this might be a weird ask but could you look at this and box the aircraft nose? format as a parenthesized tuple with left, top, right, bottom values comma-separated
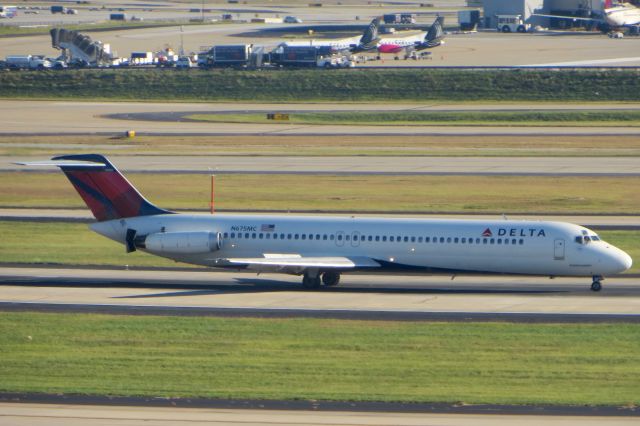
(608, 248, 633, 273)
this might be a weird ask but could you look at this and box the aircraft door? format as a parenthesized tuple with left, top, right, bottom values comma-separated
(351, 231, 361, 247)
(554, 239, 565, 260)
(335, 231, 345, 247)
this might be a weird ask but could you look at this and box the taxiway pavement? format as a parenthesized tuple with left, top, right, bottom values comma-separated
(1, 403, 638, 426)
(3, 100, 640, 136)
(1, 267, 638, 321)
(5, 154, 640, 176)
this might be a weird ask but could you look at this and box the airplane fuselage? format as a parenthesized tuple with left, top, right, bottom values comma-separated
(92, 214, 631, 278)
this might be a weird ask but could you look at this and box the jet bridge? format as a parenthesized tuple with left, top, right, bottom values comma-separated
(50, 28, 114, 67)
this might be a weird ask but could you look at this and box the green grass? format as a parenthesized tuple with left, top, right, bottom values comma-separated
(2, 172, 640, 214)
(0, 312, 638, 405)
(2, 69, 640, 102)
(0, 221, 181, 268)
(188, 110, 640, 127)
(0, 221, 637, 273)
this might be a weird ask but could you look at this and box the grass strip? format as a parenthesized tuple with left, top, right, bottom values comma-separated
(2, 172, 640, 214)
(3, 134, 640, 157)
(2, 69, 640, 102)
(188, 110, 640, 126)
(0, 312, 638, 405)
(0, 221, 637, 273)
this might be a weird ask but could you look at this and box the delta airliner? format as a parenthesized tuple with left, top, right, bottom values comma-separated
(20, 155, 632, 291)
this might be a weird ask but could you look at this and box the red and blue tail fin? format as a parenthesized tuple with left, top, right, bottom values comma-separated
(52, 154, 172, 222)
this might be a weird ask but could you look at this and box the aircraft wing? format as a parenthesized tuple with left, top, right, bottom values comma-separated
(222, 255, 380, 272)
(530, 12, 599, 22)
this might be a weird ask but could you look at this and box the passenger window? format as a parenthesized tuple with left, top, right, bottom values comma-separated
(512, 239, 516, 245)
(302, 234, 306, 240)
(504, 239, 509, 245)
(323, 235, 328, 241)
(461, 238, 466, 243)
(375, 236, 380, 242)
(223, 232, 229, 238)
(245, 233, 250, 239)
(346, 235, 350, 241)
(446, 237, 451, 243)
(497, 239, 501, 244)
(483, 239, 488, 244)
(230, 232, 235, 238)
(519, 239, 524, 245)
(425, 237, 430, 243)
(382, 236, 387, 242)
(330, 234, 335, 240)
(266, 233, 271, 239)
(390, 236, 395, 242)
(368, 236, 373, 242)
(259, 233, 263, 239)
(252, 233, 257, 239)
(454, 238, 459, 243)
(316, 234, 321, 240)
(295, 234, 299, 239)
(337, 234, 342, 241)
(237, 233, 242, 239)
(411, 237, 415, 243)
(404, 236, 409, 242)
(440, 237, 445, 243)
(272, 234, 277, 239)
(287, 234, 292, 240)
(418, 237, 423, 243)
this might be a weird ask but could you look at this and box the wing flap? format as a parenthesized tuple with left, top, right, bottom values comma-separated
(225, 256, 380, 269)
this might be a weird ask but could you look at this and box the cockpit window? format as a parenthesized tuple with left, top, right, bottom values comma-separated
(575, 236, 583, 244)
(591, 235, 600, 241)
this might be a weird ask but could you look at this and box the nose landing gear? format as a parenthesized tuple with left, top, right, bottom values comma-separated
(591, 275, 603, 292)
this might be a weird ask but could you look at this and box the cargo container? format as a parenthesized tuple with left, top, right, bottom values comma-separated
(110, 13, 126, 20)
(50, 5, 67, 13)
(211, 44, 251, 66)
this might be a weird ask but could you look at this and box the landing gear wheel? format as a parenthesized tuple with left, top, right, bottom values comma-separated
(322, 271, 341, 287)
(302, 275, 321, 289)
(591, 281, 602, 292)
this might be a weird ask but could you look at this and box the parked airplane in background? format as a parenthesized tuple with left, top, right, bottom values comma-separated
(19, 155, 632, 291)
(376, 16, 445, 54)
(283, 17, 381, 52)
(532, 1, 640, 32)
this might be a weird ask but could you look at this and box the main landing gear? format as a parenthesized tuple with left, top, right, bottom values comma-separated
(301, 271, 341, 289)
(591, 275, 603, 292)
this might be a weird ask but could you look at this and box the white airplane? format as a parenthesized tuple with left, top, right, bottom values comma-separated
(0, 5, 17, 18)
(532, 1, 640, 31)
(376, 16, 445, 54)
(282, 17, 382, 52)
(19, 154, 632, 291)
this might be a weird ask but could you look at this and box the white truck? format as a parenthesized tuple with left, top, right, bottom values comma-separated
(496, 15, 530, 33)
(5, 55, 51, 70)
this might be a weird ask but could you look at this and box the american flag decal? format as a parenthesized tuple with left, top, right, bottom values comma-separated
(261, 224, 275, 232)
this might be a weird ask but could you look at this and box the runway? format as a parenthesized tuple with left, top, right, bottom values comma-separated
(6, 155, 640, 176)
(2, 402, 638, 426)
(1, 267, 638, 322)
(2, 100, 640, 136)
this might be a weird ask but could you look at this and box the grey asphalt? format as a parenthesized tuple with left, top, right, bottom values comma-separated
(1, 267, 638, 322)
(3, 100, 640, 136)
(6, 155, 640, 176)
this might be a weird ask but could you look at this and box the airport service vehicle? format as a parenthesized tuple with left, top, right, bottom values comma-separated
(284, 16, 302, 23)
(175, 56, 194, 69)
(50, 5, 67, 14)
(374, 16, 445, 54)
(19, 155, 632, 292)
(0, 5, 17, 18)
(496, 15, 530, 33)
(210, 45, 251, 67)
(5, 55, 51, 70)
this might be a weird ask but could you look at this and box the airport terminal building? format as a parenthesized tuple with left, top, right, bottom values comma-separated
(483, 0, 605, 28)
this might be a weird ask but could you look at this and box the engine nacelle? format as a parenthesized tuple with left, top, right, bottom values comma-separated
(140, 231, 222, 254)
